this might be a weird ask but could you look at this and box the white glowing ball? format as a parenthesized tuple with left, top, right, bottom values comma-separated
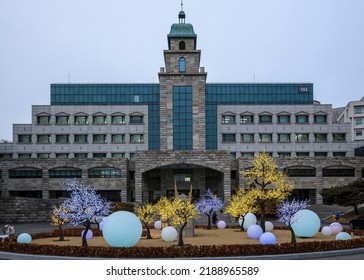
(17, 233, 32, 244)
(336, 232, 352, 241)
(217, 220, 226, 229)
(161, 226, 178, 242)
(81, 229, 93, 239)
(239, 213, 257, 230)
(154, 220, 162, 230)
(102, 211, 143, 247)
(321, 226, 333, 236)
(265, 221, 274, 232)
(330, 222, 343, 234)
(291, 209, 321, 238)
(259, 232, 277, 245)
(247, 224, 263, 239)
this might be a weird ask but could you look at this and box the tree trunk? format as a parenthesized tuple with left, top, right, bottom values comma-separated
(143, 222, 152, 239)
(58, 224, 65, 241)
(82, 220, 90, 247)
(260, 202, 266, 232)
(289, 224, 296, 243)
(240, 215, 245, 232)
(178, 223, 187, 246)
(207, 213, 212, 229)
(354, 204, 359, 215)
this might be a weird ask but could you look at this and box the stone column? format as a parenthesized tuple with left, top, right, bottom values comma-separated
(355, 167, 362, 180)
(223, 167, 231, 203)
(0, 169, 9, 198)
(42, 169, 49, 199)
(135, 169, 143, 203)
(315, 166, 323, 205)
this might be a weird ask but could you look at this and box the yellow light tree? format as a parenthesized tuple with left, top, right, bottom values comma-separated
(224, 187, 259, 231)
(50, 205, 68, 241)
(242, 152, 293, 232)
(136, 203, 157, 239)
(155, 196, 175, 226)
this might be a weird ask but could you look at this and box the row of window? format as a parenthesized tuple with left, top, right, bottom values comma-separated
(7, 168, 122, 179)
(222, 133, 346, 143)
(36, 114, 144, 125)
(285, 167, 355, 177)
(231, 151, 347, 159)
(7, 152, 136, 159)
(222, 114, 327, 125)
(18, 134, 144, 144)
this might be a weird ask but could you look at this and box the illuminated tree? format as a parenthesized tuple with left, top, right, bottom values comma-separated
(155, 196, 175, 226)
(242, 152, 293, 232)
(224, 187, 258, 231)
(61, 179, 112, 247)
(195, 189, 224, 229)
(277, 198, 310, 243)
(136, 203, 157, 239)
(50, 205, 68, 241)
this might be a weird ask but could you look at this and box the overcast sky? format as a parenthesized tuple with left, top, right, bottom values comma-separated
(1, 0, 364, 140)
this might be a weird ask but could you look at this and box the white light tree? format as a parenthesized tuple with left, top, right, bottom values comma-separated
(61, 179, 112, 247)
(195, 189, 224, 229)
(277, 198, 310, 243)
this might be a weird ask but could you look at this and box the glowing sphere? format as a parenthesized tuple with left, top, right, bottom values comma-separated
(265, 221, 274, 232)
(247, 224, 263, 239)
(291, 209, 321, 238)
(154, 220, 162, 230)
(336, 232, 352, 241)
(217, 220, 226, 229)
(102, 211, 143, 247)
(161, 226, 178, 242)
(99, 217, 108, 231)
(330, 222, 343, 234)
(321, 226, 333, 236)
(239, 213, 257, 230)
(81, 229, 93, 239)
(17, 233, 32, 244)
(259, 232, 277, 245)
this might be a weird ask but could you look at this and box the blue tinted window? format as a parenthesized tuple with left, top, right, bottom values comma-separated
(173, 86, 192, 150)
(179, 58, 186, 73)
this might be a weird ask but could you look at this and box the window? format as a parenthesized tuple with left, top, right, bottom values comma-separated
(9, 169, 42, 179)
(55, 153, 68, 159)
(277, 115, 290, 124)
(259, 115, 272, 123)
(179, 57, 186, 73)
(356, 130, 363, 137)
(37, 153, 50, 159)
(230, 152, 236, 159)
(112, 153, 125, 158)
(55, 134, 69, 144)
(222, 134, 236, 142)
(133, 95, 140, 103)
(314, 152, 328, 157)
(323, 167, 355, 177)
(112, 134, 125, 143)
(355, 118, 363, 125)
(354, 106, 364, 114)
(93, 134, 107, 143)
(174, 173, 193, 182)
(296, 115, 309, 124)
(111, 115, 125, 124)
(18, 153, 31, 159)
(49, 169, 81, 178)
(296, 133, 309, 142)
(314, 115, 327, 123)
(37, 134, 51, 144)
(93, 153, 107, 158)
(130, 134, 144, 143)
(314, 133, 327, 142)
(130, 115, 144, 124)
(130, 153, 135, 160)
(241, 134, 254, 142)
(37, 116, 51, 125)
(296, 152, 310, 157)
(88, 168, 121, 178)
(333, 133, 346, 142)
(56, 116, 69, 125)
(286, 168, 316, 177)
(74, 115, 88, 125)
(240, 115, 254, 124)
(278, 152, 291, 158)
(18, 134, 32, 144)
(179, 41, 186, 50)
(93, 116, 106, 125)
(278, 134, 290, 142)
(241, 152, 254, 158)
(333, 152, 346, 157)
(259, 134, 272, 142)
(0, 154, 12, 159)
(222, 115, 235, 124)
(74, 134, 88, 143)
(74, 153, 88, 159)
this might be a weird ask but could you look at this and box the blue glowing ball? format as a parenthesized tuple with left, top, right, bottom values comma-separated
(291, 209, 321, 238)
(336, 232, 352, 241)
(239, 213, 257, 230)
(161, 226, 178, 242)
(247, 224, 263, 239)
(259, 232, 277, 245)
(154, 220, 162, 230)
(81, 229, 93, 239)
(102, 211, 142, 247)
(17, 233, 32, 244)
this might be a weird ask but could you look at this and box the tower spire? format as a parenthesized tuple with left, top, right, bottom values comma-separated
(179, 0, 186, 23)
(181, 0, 184, 11)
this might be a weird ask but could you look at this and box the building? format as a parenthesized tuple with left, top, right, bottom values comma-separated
(1, 7, 364, 209)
